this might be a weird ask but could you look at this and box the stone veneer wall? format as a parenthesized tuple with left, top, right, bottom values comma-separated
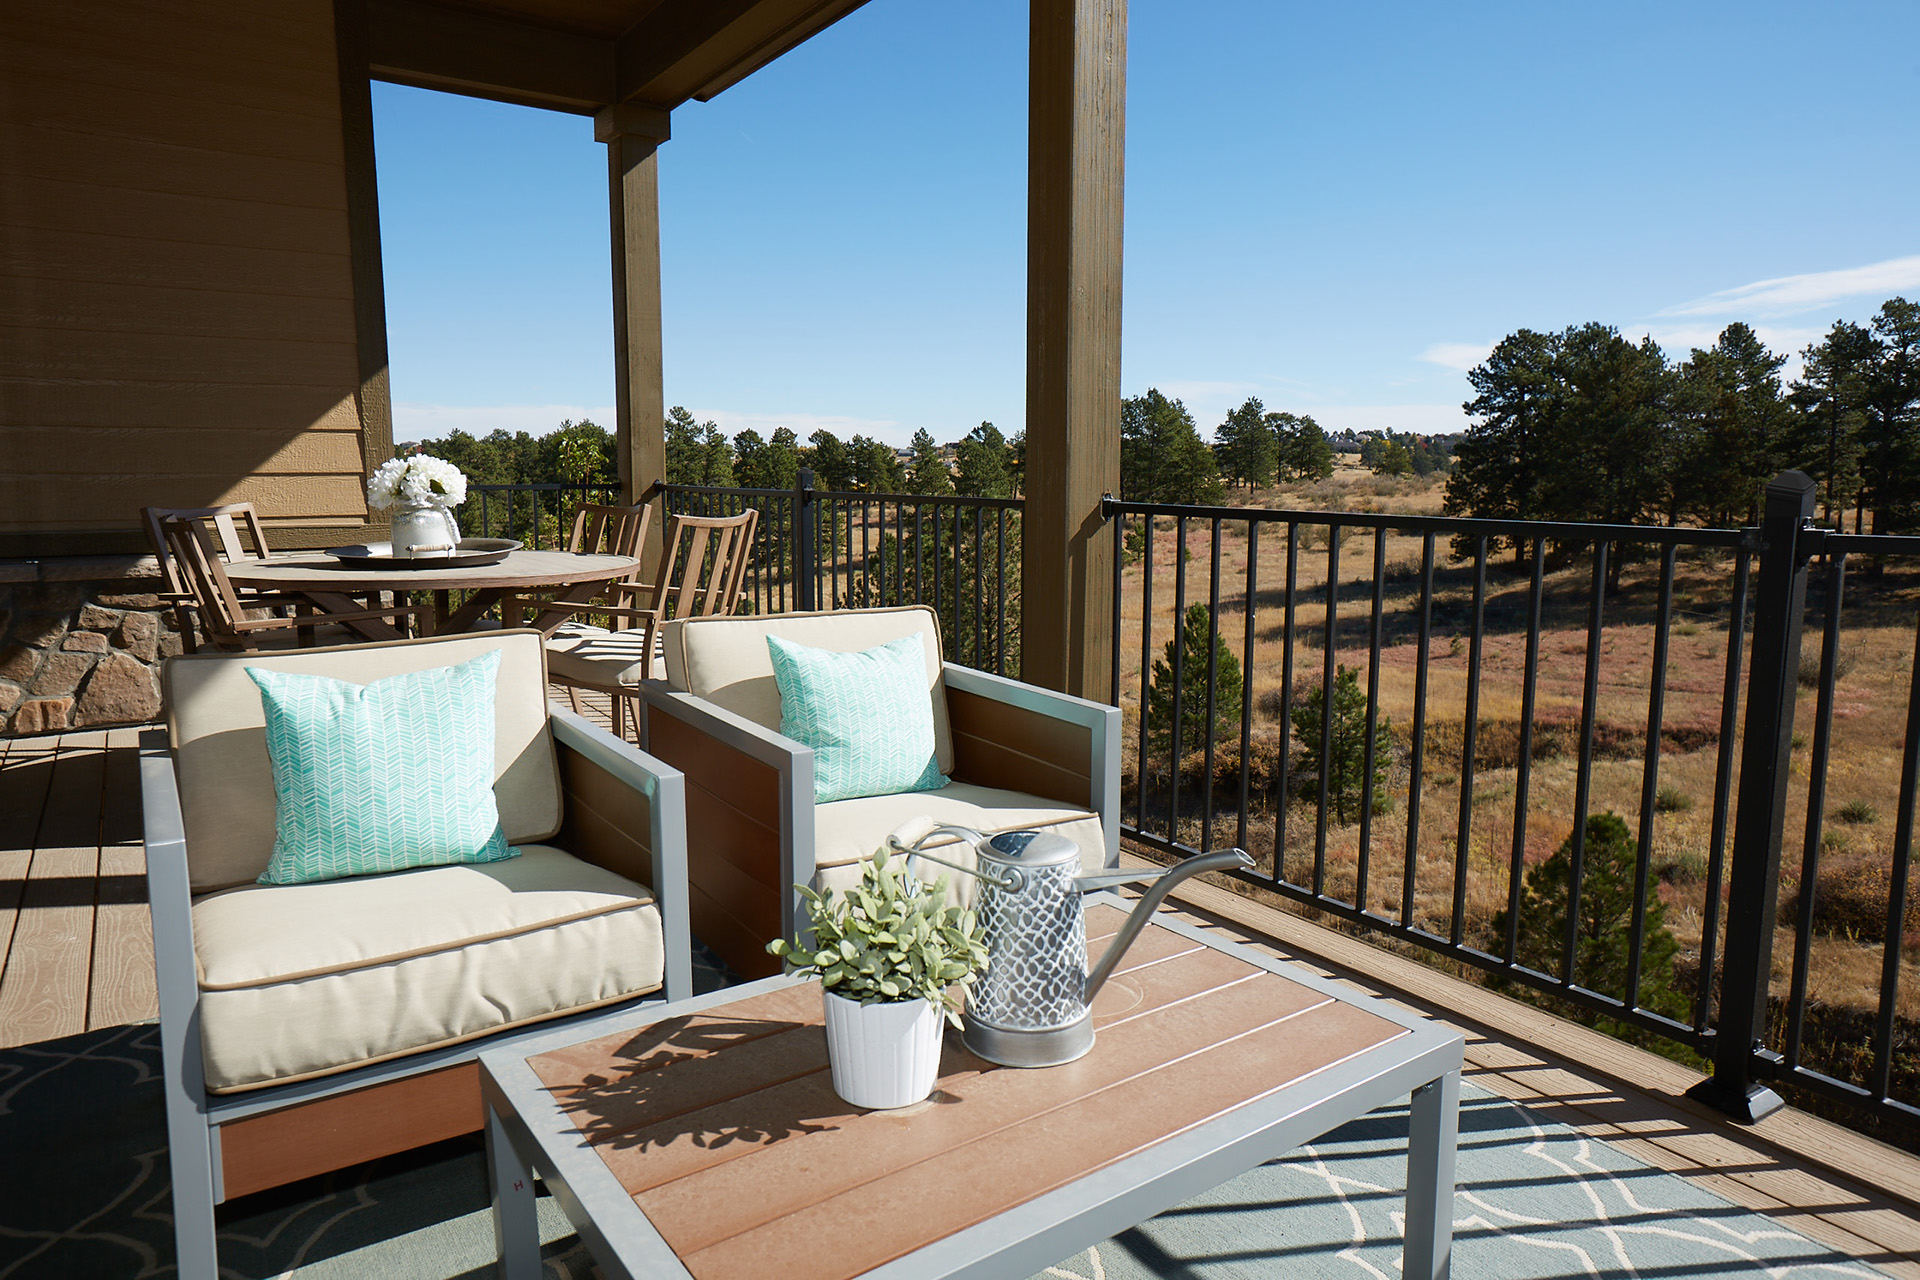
(0, 557, 181, 737)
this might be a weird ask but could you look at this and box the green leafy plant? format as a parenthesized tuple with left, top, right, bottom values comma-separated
(1654, 785, 1692, 814)
(767, 850, 989, 1025)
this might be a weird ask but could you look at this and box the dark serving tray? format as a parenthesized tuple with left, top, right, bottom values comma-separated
(324, 537, 523, 568)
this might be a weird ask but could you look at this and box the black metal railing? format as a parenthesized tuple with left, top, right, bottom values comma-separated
(1104, 495, 1752, 1053)
(466, 483, 621, 549)
(1104, 475, 1920, 1136)
(468, 470, 1920, 1133)
(660, 471, 1022, 678)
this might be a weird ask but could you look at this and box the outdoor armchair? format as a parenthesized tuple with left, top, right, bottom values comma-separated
(641, 605, 1119, 979)
(141, 630, 692, 1278)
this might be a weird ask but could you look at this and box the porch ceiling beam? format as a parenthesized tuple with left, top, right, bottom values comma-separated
(614, 0, 872, 106)
(366, 0, 615, 115)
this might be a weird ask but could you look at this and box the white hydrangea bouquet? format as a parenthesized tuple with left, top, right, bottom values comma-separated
(366, 454, 468, 511)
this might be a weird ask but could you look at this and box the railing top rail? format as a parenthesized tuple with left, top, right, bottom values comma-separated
(659, 481, 1023, 510)
(1822, 531, 1920, 556)
(1101, 494, 1754, 548)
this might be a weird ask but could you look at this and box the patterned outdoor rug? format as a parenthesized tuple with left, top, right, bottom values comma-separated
(0, 1024, 1890, 1279)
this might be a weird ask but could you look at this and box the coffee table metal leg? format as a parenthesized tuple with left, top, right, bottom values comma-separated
(1403, 1069, 1459, 1280)
(487, 1101, 541, 1280)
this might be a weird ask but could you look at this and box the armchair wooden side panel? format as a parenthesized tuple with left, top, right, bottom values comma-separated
(644, 688, 813, 980)
(942, 665, 1121, 869)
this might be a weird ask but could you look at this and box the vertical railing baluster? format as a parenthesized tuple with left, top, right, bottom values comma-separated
(1357, 526, 1387, 914)
(1563, 540, 1610, 987)
(1314, 523, 1339, 897)
(1786, 554, 1846, 1071)
(1110, 509, 1124, 707)
(1237, 521, 1259, 853)
(1403, 532, 1435, 929)
(1505, 537, 1546, 964)
(1451, 536, 1487, 946)
(997, 507, 1008, 676)
(1625, 544, 1677, 1012)
(1137, 516, 1155, 832)
(1201, 518, 1222, 858)
(1273, 523, 1298, 887)
(974, 506, 985, 670)
(1170, 517, 1190, 845)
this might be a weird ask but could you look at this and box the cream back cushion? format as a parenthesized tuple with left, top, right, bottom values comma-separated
(166, 631, 562, 892)
(661, 606, 953, 774)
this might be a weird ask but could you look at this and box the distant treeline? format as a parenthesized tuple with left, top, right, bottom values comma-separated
(1445, 298, 1920, 539)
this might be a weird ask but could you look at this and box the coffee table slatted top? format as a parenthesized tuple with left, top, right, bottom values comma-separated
(524, 905, 1409, 1280)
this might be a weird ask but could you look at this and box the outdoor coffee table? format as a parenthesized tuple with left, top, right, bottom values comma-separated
(479, 899, 1464, 1280)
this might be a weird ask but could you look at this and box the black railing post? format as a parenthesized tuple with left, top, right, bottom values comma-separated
(1688, 470, 1817, 1122)
(795, 468, 818, 612)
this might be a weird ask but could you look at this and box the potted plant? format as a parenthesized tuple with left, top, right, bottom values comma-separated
(768, 850, 989, 1109)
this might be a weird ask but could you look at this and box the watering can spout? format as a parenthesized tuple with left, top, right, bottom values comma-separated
(1081, 849, 1255, 1004)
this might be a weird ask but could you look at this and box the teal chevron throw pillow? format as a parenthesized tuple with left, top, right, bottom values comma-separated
(246, 650, 516, 885)
(766, 632, 948, 804)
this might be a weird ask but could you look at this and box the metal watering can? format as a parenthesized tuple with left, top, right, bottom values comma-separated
(888, 826, 1254, 1068)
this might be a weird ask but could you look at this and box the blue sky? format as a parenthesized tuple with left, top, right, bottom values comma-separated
(374, 1, 1920, 448)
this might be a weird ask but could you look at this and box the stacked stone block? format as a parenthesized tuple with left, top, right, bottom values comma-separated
(0, 559, 182, 736)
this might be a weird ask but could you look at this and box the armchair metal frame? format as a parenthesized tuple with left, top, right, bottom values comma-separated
(644, 659, 1118, 979)
(142, 646, 692, 1278)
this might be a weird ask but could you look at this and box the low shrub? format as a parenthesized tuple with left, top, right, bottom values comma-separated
(1836, 800, 1878, 825)
(1654, 785, 1692, 814)
(1778, 851, 1920, 941)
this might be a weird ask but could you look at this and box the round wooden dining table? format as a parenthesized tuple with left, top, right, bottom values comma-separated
(226, 549, 640, 641)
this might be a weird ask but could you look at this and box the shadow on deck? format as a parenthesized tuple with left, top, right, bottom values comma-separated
(4, 694, 1919, 1275)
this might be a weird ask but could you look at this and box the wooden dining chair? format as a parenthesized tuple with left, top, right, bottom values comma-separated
(161, 516, 430, 652)
(539, 508, 761, 741)
(142, 503, 277, 653)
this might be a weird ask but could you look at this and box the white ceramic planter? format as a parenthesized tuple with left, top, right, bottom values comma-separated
(822, 989, 944, 1109)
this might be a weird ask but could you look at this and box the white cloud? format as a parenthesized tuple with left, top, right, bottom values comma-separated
(392, 402, 615, 442)
(1659, 254, 1920, 319)
(1417, 341, 1495, 372)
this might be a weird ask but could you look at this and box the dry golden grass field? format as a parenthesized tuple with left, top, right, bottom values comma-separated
(1111, 457, 1920, 1092)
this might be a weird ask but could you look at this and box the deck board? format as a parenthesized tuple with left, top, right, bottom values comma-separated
(0, 733, 58, 980)
(88, 727, 154, 1031)
(0, 732, 106, 1046)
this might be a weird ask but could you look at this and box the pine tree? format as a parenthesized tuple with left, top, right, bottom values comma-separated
(953, 421, 1013, 497)
(699, 422, 734, 486)
(1289, 665, 1390, 825)
(664, 406, 705, 485)
(807, 429, 854, 490)
(1489, 813, 1688, 1021)
(1787, 320, 1876, 525)
(1144, 603, 1242, 759)
(1271, 412, 1335, 481)
(906, 428, 953, 495)
(1121, 390, 1225, 505)
(1213, 397, 1278, 490)
(1861, 297, 1920, 535)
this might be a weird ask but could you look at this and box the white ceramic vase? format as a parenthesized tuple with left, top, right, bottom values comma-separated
(388, 503, 460, 559)
(822, 989, 944, 1110)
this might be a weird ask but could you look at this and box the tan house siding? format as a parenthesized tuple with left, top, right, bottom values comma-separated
(0, 0, 384, 556)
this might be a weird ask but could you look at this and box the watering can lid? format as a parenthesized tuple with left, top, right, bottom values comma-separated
(978, 829, 1081, 869)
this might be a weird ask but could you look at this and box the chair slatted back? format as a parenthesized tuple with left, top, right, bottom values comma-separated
(568, 502, 653, 589)
(160, 516, 260, 651)
(650, 509, 759, 624)
(142, 504, 273, 653)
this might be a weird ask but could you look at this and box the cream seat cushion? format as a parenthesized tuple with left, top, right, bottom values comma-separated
(544, 622, 665, 688)
(811, 781, 1104, 902)
(192, 845, 663, 1093)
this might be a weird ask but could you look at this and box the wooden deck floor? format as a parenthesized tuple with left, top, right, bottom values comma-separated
(5, 703, 1920, 1274)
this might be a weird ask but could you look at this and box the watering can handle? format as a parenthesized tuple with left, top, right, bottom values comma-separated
(885, 826, 1026, 892)
(1082, 848, 1255, 1004)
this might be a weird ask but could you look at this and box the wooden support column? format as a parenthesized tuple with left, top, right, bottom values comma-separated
(598, 104, 671, 557)
(1024, 0, 1124, 699)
